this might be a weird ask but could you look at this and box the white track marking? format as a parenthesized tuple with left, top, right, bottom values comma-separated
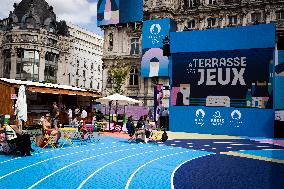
(125, 151, 189, 189)
(0, 144, 123, 180)
(0, 142, 107, 165)
(170, 154, 213, 189)
(28, 146, 151, 189)
(77, 147, 171, 189)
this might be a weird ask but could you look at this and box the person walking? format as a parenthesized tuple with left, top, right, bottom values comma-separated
(51, 102, 60, 129)
(68, 108, 73, 125)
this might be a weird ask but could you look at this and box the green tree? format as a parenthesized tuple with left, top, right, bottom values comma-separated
(108, 59, 131, 94)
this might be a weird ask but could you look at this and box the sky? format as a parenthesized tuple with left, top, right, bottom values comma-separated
(0, 0, 103, 36)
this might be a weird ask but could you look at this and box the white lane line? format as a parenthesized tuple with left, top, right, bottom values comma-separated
(28, 146, 150, 189)
(170, 154, 213, 189)
(125, 150, 189, 189)
(230, 144, 250, 146)
(0, 144, 123, 181)
(77, 147, 169, 189)
(0, 142, 107, 165)
(256, 146, 271, 148)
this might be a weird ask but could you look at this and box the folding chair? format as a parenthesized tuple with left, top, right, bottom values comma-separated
(148, 130, 162, 144)
(41, 130, 57, 149)
(4, 126, 21, 157)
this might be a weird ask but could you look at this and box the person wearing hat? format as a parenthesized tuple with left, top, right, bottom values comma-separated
(42, 113, 61, 147)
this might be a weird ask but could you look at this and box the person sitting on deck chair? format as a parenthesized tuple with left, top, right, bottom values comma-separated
(126, 116, 135, 140)
(42, 113, 61, 147)
(135, 116, 147, 143)
(6, 123, 33, 156)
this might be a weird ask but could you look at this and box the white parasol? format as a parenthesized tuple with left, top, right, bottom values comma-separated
(15, 85, 27, 123)
(96, 93, 142, 105)
(96, 93, 143, 130)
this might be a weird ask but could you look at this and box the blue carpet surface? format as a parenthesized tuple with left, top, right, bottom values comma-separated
(164, 139, 284, 153)
(173, 154, 284, 189)
(1, 137, 284, 189)
(0, 137, 211, 189)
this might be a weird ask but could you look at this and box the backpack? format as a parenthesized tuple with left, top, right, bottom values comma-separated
(161, 131, 168, 142)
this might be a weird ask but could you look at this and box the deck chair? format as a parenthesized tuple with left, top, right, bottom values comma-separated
(148, 130, 162, 144)
(41, 130, 57, 148)
(4, 126, 19, 156)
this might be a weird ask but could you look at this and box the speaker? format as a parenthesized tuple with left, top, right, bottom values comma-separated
(163, 43, 170, 56)
(278, 34, 284, 50)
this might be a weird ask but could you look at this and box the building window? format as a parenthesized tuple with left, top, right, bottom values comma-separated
(5, 35, 12, 43)
(107, 77, 112, 87)
(21, 34, 38, 42)
(47, 38, 57, 46)
(228, 16, 237, 25)
(44, 52, 58, 83)
(49, 22, 56, 33)
(108, 33, 113, 51)
(68, 73, 71, 85)
(16, 49, 39, 81)
(90, 81, 93, 89)
(188, 20, 196, 29)
(129, 68, 139, 86)
(25, 17, 36, 28)
(76, 79, 79, 86)
(207, 18, 216, 28)
(130, 38, 140, 55)
(276, 10, 284, 20)
(3, 50, 11, 78)
(83, 70, 86, 77)
(207, 0, 216, 5)
(224, 0, 237, 3)
(83, 79, 86, 88)
(184, 0, 196, 8)
(251, 12, 262, 23)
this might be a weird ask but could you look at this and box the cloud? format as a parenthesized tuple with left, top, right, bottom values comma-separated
(0, 0, 97, 24)
(48, 0, 97, 24)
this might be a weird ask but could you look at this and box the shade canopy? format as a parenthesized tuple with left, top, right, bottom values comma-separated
(96, 93, 142, 105)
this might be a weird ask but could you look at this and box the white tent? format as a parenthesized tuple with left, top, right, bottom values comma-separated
(96, 93, 142, 105)
(96, 93, 143, 131)
(15, 85, 27, 127)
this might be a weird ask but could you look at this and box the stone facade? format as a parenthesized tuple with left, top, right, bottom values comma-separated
(0, 0, 70, 84)
(66, 23, 103, 91)
(0, 0, 103, 92)
(101, 0, 284, 107)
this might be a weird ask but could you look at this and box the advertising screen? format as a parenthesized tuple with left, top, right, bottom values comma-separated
(97, 0, 143, 26)
(141, 18, 176, 77)
(171, 48, 274, 108)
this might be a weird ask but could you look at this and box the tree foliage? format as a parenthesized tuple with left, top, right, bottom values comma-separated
(107, 59, 131, 94)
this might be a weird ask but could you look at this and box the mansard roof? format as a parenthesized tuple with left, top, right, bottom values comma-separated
(13, 0, 56, 25)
